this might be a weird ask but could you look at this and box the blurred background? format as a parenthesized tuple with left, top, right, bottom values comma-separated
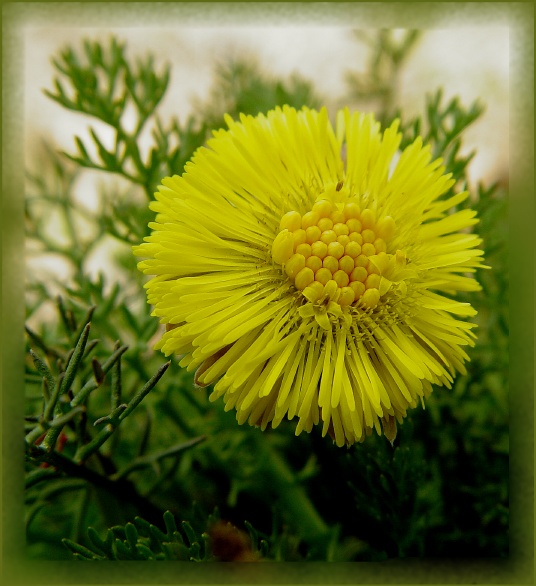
(25, 26, 508, 185)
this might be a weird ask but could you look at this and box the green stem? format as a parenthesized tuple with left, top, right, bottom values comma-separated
(73, 361, 170, 463)
(111, 340, 122, 410)
(111, 435, 206, 481)
(26, 450, 165, 528)
(70, 344, 128, 407)
(254, 435, 330, 544)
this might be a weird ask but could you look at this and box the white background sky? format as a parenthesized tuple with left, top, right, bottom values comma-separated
(24, 25, 509, 185)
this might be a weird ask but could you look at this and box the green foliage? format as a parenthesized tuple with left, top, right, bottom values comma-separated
(396, 88, 485, 189)
(62, 510, 216, 561)
(24, 32, 508, 562)
(25, 306, 208, 556)
(194, 57, 321, 129)
(345, 30, 421, 122)
(45, 37, 206, 199)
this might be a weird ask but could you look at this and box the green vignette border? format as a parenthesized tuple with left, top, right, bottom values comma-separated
(2, 1, 533, 584)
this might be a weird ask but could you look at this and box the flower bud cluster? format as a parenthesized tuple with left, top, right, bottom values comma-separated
(272, 197, 396, 309)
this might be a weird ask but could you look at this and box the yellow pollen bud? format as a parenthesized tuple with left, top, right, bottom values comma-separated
(324, 279, 339, 300)
(311, 240, 328, 259)
(285, 254, 306, 279)
(396, 249, 407, 266)
(333, 270, 350, 288)
(366, 260, 380, 275)
(362, 288, 380, 308)
(339, 255, 354, 274)
(362, 243, 376, 256)
(361, 208, 376, 229)
(279, 211, 302, 232)
(327, 241, 344, 260)
(362, 229, 376, 243)
(365, 273, 381, 290)
(323, 255, 339, 273)
(370, 251, 389, 273)
(333, 222, 349, 236)
(317, 217, 333, 232)
(315, 267, 332, 285)
(346, 218, 362, 233)
(296, 243, 312, 258)
(376, 216, 396, 240)
(320, 230, 337, 245)
(331, 210, 346, 224)
(350, 266, 368, 282)
(345, 241, 361, 258)
(349, 232, 363, 245)
(338, 286, 356, 307)
(374, 238, 386, 253)
(295, 267, 314, 290)
(272, 229, 294, 264)
(349, 281, 366, 298)
(302, 281, 325, 302)
(305, 225, 322, 244)
(343, 202, 360, 220)
(302, 211, 320, 230)
(312, 199, 333, 218)
(276, 202, 393, 311)
(306, 255, 322, 272)
(292, 229, 307, 248)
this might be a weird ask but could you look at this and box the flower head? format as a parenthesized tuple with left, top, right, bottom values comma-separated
(134, 106, 485, 446)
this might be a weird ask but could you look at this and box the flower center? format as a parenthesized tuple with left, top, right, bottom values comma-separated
(271, 196, 396, 309)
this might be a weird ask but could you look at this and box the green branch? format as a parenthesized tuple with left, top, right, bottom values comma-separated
(74, 360, 171, 463)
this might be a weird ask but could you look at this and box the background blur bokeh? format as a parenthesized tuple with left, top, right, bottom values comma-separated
(25, 26, 508, 184)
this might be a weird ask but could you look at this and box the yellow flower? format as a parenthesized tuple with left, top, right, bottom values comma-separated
(134, 106, 486, 447)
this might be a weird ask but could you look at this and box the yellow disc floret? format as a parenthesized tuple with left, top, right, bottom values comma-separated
(271, 229, 294, 264)
(270, 193, 397, 310)
(279, 210, 302, 232)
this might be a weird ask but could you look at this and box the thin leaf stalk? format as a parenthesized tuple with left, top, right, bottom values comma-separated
(73, 361, 170, 463)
